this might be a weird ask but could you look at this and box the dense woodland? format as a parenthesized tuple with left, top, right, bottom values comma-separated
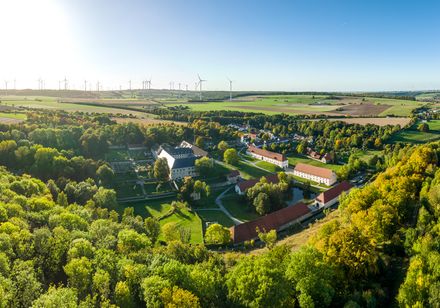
(0, 111, 438, 307)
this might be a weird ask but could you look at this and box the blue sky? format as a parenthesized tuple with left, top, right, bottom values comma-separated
(1, 0, 439, 91)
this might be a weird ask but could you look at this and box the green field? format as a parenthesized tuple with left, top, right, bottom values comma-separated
(222, 195, 260, 222)
(119, 197, 203, 244)
(390, 120, 440, 144)
(167, 95, 424, 117)
(222, 160, 271, 180)
(255, 161, 282, 172)
(287, 154, 342, 172)
(0, 112, 27, 119)
(0, 95, 155, 117)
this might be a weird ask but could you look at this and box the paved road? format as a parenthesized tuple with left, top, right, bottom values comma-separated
(215, 186, 244, 225)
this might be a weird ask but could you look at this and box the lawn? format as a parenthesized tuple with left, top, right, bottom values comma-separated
(390, 120, 440, 144)
(105, 149, 131, 162)
(222, 195, 260, 222)
(117, 197, 203, 244)
(157, 207, 203, 244)
(196, 210, 235, 228)
(114, 182, 143, 199)
(255, 161, 282, 172)
(350, 150, 383, 162)
(287, 154, 343, 172)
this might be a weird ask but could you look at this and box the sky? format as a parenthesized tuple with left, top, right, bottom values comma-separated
(0, 0, 439, 91)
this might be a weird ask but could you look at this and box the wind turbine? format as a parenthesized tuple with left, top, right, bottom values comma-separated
(227, 77, 233, 101)
(4, 80, 8, 96)
(197, 74, 206, 100)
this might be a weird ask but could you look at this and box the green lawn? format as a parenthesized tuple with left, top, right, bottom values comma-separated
(350, 150, 383, 162)
(118, 197, 203, 244)
(105, 149, 131, 162)
(157, 207, 203, 244)
(287, 154, 342, 172)
(222, 195, 260, 222)
(0, 112, 27, 119)
(196, 210, 235, 228)
(114, 182, 143, 199)
(390, 120, 440, 144)
(255, 161, 282, 172)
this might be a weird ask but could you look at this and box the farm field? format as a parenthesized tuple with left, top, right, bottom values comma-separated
(0, 95, 158, 118)
(314, 117, 412, 127)
(0, 112, 26, 124)
(390, 120, 440, 144)
(166, 95, 425, 117)
(112, 117, 186, 126)
(287, 154, 343, 172)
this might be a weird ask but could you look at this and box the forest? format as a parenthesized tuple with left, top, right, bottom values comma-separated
(0, 110, 438, 307)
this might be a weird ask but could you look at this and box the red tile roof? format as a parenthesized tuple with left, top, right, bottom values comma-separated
(236, 174, 280, 193)
(247, 145, 286, 162)
(316, 181, 353, 204)
(230, 202, 311, 243)
(294, 163, 335, 180)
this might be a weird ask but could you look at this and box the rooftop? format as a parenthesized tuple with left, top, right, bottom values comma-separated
(316, 181, 353, 204)
(294, 163, 335, 179)
(248, 145, 286, 162)
(230, 202, 311, 243)
(236, 174, 280, 192)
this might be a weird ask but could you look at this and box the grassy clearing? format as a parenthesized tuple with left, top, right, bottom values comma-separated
(196, 210, 235, 228)
(222, 195, 260, 222)
(255, 161, 282, 172)
(220, 160, 271, 180)
(0, 112, 27, 119)
(390, 120, 440, 144)
(350, 150, 383, 162)
(157, 207, 203, 244)
(287, 154, 342, 172)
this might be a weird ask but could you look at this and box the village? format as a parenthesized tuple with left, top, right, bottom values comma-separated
(105, 124, 362, 245)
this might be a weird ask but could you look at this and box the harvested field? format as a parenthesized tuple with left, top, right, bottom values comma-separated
(323, 117, 411, 127)
(0, 117, 24, 124)
(332, 103, 391, 116)
(234, 104, 339, 115)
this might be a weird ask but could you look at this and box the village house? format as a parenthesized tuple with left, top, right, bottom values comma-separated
(157, 145, 197, 180)
(230, 202, 312, 243)
(179, 140, 208, 158)
(246, 145, 289, 169)
(227, 170, 241, 184)
(235, 174, 280, 195)
(315, 181, 353, 208)
(293, 163, 337, 186)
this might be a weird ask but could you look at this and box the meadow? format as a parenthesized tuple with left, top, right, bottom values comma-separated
(287, 154, 343, 172)
(390, 120, 440, 144)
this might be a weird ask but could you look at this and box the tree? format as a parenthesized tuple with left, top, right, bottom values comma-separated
(160, 286, 201, 308)
(217, 140, 228, 153)
(195, 157, 214, 176)
(253, 192, 271, 215)
(205, 223, 231, 245)
(418, 122, 429, 132)
(162, 221, 191, 243)
(11, 260, 42, 307)
(114, 281, 136, 308)
(154, 158, 170, 182)
(93, 187, 118, 210)
(224, 148, 239, 165)
(141, 275, 171, 308)
(63, 257, 93, 298)
(144, 217, 161, 244)
(32, 286, 78, 308)
(195, 136, 205, 148)
(96, 164, 115, 187)
(257, 228, 277, 249)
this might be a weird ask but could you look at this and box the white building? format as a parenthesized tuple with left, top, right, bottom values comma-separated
(315, 181, 353, 208)
(157, 145, 197, 180)
(246, 145, 289, 169)
(293, 163, 337, 186)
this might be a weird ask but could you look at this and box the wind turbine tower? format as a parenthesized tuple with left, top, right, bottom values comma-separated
(197, 74, 206, 101)
(227, 77, 233, 101)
